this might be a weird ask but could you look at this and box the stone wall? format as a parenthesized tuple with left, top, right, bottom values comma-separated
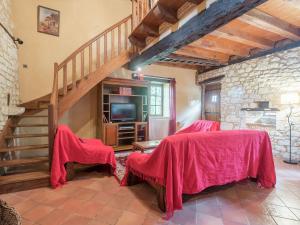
(0, 0, 19, 130)
(197, 47, 300, 159)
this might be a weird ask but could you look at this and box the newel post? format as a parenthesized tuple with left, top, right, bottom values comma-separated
(48, 63, 59, 170)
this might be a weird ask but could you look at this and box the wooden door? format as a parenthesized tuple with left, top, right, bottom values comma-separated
(104, 123, 118, 146)
(204, 83, 221, 122)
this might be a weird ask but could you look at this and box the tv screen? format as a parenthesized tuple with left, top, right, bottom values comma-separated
(111, 103, 137, 122)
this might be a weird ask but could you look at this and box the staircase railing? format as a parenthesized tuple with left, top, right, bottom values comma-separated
(48, 15, 133, 166)
(132, 0, 157, 30)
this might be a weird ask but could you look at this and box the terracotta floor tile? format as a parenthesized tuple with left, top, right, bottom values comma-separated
(14, 199, 37, 214)
(196, 213, 223, 225)
(22, 204, 54, 222)
(127, 199, 152, 216)
(0, 193, 25, 205)
(74, 200, 104, 218)
(94, 205, 123, 224)
(220, 206, 249, 225)
(1, 157, 300, 225)
(290, 208, 300, 220)
(266, 205, 298, 220)
(61, 214, 92, 225)
(59, 198, 86, 213)
(74, 187, 97, 201)
(37, 208, 73, 225)
(107, 195, 134, 210)
(93, 191, 116, 205)
(115, 211, 145, 225)
(272, 217, 300, 225)
(246, 214, 277, 225)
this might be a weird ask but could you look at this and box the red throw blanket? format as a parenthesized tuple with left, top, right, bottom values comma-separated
(121, 130, 276, 218)
(51, 125, 116, 188)
(176, 120, 220, 134)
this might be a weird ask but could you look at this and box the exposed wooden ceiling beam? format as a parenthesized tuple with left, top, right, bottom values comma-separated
(199, 39, 300, 74)
(153, 3, 178, 24)
(161, 53, 226, 66)
(155, 61, 199, 70)
(211, 26, 274, 49)
(128, 0, 268, 70)
(239, 8, 300, 41)
(176, 45, 230, 63)
(191, 35, 251, 56)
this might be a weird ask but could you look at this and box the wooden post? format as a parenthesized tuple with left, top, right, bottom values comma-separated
(72, 57, 76, 88)
(63, 64, 67, 96)
(81, 51, 84, 78)
(48, 63, 59, 170)
(89, 45, 92, 74)
(96, 39, 100, 68)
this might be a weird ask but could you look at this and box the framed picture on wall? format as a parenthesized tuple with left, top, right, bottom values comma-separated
(37, 6, 60, 36)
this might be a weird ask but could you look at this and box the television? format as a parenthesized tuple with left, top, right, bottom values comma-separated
(111, 103, 137, 122)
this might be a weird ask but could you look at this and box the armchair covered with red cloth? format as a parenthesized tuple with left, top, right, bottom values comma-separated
(176, 120, 220, 134)
(51, 125, 116, 188)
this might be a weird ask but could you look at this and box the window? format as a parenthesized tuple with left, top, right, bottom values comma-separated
(150, 84, 163, 116)
(212, 95, 218, 103)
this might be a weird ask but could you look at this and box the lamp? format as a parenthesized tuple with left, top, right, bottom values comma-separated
(281, 92, 299, 164)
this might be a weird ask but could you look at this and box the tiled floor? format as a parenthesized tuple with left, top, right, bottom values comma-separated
(1, 157, 300, 225)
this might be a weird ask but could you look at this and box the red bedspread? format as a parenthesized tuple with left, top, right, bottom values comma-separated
(51, 125, 116, 188)
(176, 120, 220, 134)
(121, 130, 276, 218)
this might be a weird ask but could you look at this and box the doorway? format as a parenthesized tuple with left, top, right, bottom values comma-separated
(203, 83, 221, 122)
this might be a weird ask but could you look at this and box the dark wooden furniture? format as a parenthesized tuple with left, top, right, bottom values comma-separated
(98, 78, 150, 151)
(132, 140, 161, 153)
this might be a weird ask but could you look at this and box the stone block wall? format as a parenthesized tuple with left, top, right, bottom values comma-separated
(0, 0, 19, 130)
(197, 47, 300, 159)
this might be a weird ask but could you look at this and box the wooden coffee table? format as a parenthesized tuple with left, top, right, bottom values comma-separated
(132, 140, 161, 153)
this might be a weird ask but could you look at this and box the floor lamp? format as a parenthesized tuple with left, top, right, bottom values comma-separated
(281, 92, 299, 165)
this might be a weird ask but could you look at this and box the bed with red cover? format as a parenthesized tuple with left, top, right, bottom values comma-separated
(121, 130, 276, 218)
(51, 125, 116, 188)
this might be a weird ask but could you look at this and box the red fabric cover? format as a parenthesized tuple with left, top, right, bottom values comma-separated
(121, 130, 276, 218)
(176, 120, 220, 134)
(51, 125, 116, 188)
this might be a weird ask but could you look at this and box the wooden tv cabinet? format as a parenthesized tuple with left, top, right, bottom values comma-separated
(98, 78, 149, 151)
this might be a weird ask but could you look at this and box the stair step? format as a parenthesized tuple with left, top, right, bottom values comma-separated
(0, 157, 48, 168)
(11, 124, 48, 127)
(0, 144, 49, 153)
(26, 107, 48, 110)
(5, 133, 48, 139)
(0, 171, 49, 186)
(20, 115, 48, 118)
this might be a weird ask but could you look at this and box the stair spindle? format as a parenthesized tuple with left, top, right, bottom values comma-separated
(118, 25, 121, 54)
(96, 39, 100, 68)
(81, 51, 84, 78)
(89, 45, 92, 74)
(104, 33, 108, 63)
(63, 64, 67, 95)
(125, 21, 128, 50)
(72, 57, 76, 89)
(111, 29, 115, 58)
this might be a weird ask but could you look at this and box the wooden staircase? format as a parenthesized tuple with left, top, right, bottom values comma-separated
(0, 15, 134, 193)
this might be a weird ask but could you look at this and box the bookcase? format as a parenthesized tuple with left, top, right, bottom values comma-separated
(98, 77, 149, 151)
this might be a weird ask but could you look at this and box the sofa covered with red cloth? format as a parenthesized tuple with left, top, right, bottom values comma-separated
(121, 130, 276, 218)
(51, 125, 116, 188)
(176, 120, 220, 134)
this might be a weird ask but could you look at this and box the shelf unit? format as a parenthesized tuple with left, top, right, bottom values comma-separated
(98, 78, 150, 151)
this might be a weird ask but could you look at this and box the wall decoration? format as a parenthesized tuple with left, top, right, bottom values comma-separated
(37, 6, 60, 36)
